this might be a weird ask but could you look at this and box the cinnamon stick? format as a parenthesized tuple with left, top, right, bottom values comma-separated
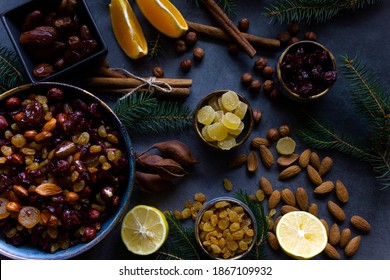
(89, 87, 190, 98)
(187, 21, 280, 49)
(203, 0, 256, 58)
(87, 77, 193, 89)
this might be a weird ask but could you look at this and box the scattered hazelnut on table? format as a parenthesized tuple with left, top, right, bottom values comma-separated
(269, 89, 281, 102)
(249, 80, 262, 93)
(241, 72, 254, 86)
(288, 37, 300, 45)
(193, 47, 205, 61)
(262, 80, 274, 94)
(266, 128, 280, 141)
(252, 109, 263, 125)
(305, 31, 318, 41)
(227, 42, 239, 55)
(253, 57, 268, 72)
(180, 59, 192, 72)
(185, 31, 198, 47)
(152, 66, 164, 78)
(262, 65, 274, 78)
(287, 23, 300, 36)
(278, 124, 290, 137)
(277, 31, 291, 46)
(238, 18, 250, 32)
(174, 39, 187, 53)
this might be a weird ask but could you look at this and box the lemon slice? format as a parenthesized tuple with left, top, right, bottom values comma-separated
(276, 211, 327, 259)
(121, 205, 169, 255)
(135, 0, 188, 38)
(276, 137, 296, 155)
(110, 0, 148, 59)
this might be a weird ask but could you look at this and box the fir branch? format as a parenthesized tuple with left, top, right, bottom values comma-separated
(235, 190, 268, 260)
(156, 212, 201, 260)
(113, 91, 193, 135)
(264, 0, 383, 24)
(147, 32, 165, 61)
(0, 46, 25, 93)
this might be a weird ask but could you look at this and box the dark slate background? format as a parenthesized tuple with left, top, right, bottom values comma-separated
(0, 0, 389, 260)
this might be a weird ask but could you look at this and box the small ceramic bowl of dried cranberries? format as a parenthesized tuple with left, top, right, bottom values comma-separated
(0, 82, 134, 259)
(194, 197, 257, 259)
(276, 40, 337, 102)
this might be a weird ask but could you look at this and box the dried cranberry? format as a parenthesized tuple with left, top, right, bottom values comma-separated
(323, 71, 337, 84)
(83, 227, 96, 241)
(47, 88, 64, 101)
(61, 209, 80, 229)
(88, 209, 100, 222)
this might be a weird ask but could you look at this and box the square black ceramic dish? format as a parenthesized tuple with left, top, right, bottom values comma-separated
(1, 0, 108, 83)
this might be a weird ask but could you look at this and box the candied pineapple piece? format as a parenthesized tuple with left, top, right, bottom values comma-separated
(221, 90, 239, 111)
(221, 112, 241, 130)
(207, 122, 228, 141)
(201, 125, 214, 142)
(197, 105, 215, 125)
(208, 96, 220, 111)
(233, 101, 248, 119)
(217, 135, 236, 150)
(227, 121, 244, 136)
(213, 110, 224, 123)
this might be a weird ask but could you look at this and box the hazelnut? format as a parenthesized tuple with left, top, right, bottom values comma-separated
(269, 88, 281, 102)
(0, 116, 9, 132)
(238, 18, 250, 32)
(174, 39, 187, 53)
(262, 80, 274, 93)
(227, 42, 239, 55)
(193, 47, 205, 61)
(253, 57, 268, 72)
(266, 128, 280, 141)
(288, 37, 300, 45)
(262, 65, 274, 78)
(241, 72, 253, 86)
(152, 66, 164, 78)
(278, 124, 290, 137)
(252, 109, 262, 124)
(180, 59, 192, 72)
(287, 23, 300, 35)
(5, 97, 21, 110)
(185, 31, 198, 47)
(277, 31, 291, 46)
(305, 31, 318, 41)
(249, 80, 262, 93)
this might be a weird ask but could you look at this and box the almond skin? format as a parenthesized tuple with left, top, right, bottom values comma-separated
(295, 187, 309, 211)
(259, 176, 273, 196)
(251, 137, 270, 148)
(277, 154, 299, 167)
(228, 153, 247, 169)
(329, 223, 341, 246)
(350, 215, 371, 232)
(310, 152, 321, 170)
(281, 188, 296, 206)
(328, 201, 346, 222)
(267, 231, 280, 251)
(268, 190, 281, 209)
(314, 181, 335, 195)
(308, 203, 318, 217)
(324, 243, 340, 260)
(307, 165, 323, 185)
(319, 156, 333, 176)
(345, 236, 361, 257)
(279, 165, 301, 180)
(320, 219, 330, 238)
(280, 205, 299, 215)
(298, 148, 311, 168)
(35, 183, 63, 196)
(259, 145, 274, 168)
(247, 151, 258, 173)
(340, 228, 352, 248)
(335, 179, 349, 203)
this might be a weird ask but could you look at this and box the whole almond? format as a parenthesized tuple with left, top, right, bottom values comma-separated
(281, 205, 299, 215)
(13, 185, 29, 198)
(247, 151, 258, 173)
(228, 153, 247, 168)
(42, 118, 57, 132)
(298, 148, 311, 168)
(308, 203, 318, 217)
(335, 179, 349, 203)
(323, 243, 340, 260)
(267, 231, 280, 251)
(314, 181, 335, 195)
(251, 137, 270, 148)
(277, 154, 299, 167)
(279, 165, 301, 180)
(350, 215, 371, 232)
(273, 216, 282, 233)
(310, 152, 321, 170)
(319, 156, 333, 176)
(6, 201, 22, 213)
(35, 183, 63, 196)
(329, 223, 341, 246)
(268, 190, 281, 209)
(320, 219, 330, 238)
(327, 201, 346, 222)
(345, 236, 361, 257)
(295, 187, 308, 211)
(259, 145, 274, 168)
(259, 176, 273, 196)
(307, 165, 323, 185)
(281, 188, 296, 206)
(340, 228, 351, 248)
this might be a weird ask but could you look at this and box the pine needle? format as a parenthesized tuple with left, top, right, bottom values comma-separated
(0, 46, 25, 93)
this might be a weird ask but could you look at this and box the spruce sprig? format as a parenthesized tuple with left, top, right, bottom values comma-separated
(264, 0, 383, 24)
(299, 56, 390, 189)
(113, 91, 193, 135)
(0, 46, 25, 93)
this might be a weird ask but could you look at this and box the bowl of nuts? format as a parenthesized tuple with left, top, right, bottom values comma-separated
(0, 82, 134, 259)
(194, 90, 254, 150)
(195, 197, 257, 259)
(276, 41, 337, 102)
(1, 0, 107, 82)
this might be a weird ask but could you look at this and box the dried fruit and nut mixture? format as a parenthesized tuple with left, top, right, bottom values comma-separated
(0, 87, 129, 253)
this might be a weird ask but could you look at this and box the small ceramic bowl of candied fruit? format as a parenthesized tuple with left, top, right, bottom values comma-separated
(276, 40, 337, 102)
(194, 90, 254, 150)
(194, 197, 257, 259)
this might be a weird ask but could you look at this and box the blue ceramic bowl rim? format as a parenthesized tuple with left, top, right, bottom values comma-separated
(0, 0, 108, 83)
(0, 82, 135, 259)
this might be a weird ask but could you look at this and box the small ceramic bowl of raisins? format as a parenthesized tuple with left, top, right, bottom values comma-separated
(276, 41, 337, 102)
(0, 82, 135, 259)
(194, 90, 254, 151)
(194, 197, 257, 259)
(1, 0, 107, 82)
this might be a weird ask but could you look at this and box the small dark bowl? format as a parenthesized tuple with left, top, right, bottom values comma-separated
(0, 82, 134, 259)
(276, 41, 337, 102)
(194, 90, 254, 151)
(195, 197, 257, 260)
(1, 0, 107, 83)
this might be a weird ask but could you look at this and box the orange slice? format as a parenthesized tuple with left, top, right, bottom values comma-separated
(135, 0, 188, 38)
(109, 0, 148, 59)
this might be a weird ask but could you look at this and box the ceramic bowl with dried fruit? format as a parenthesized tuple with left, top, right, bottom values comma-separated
(1, 0, 107, 82)
(194, 197, 257, 259)
(276, 41, 337, 102)
(0, 82, 134, 259)
(194, 90, 254, 150)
